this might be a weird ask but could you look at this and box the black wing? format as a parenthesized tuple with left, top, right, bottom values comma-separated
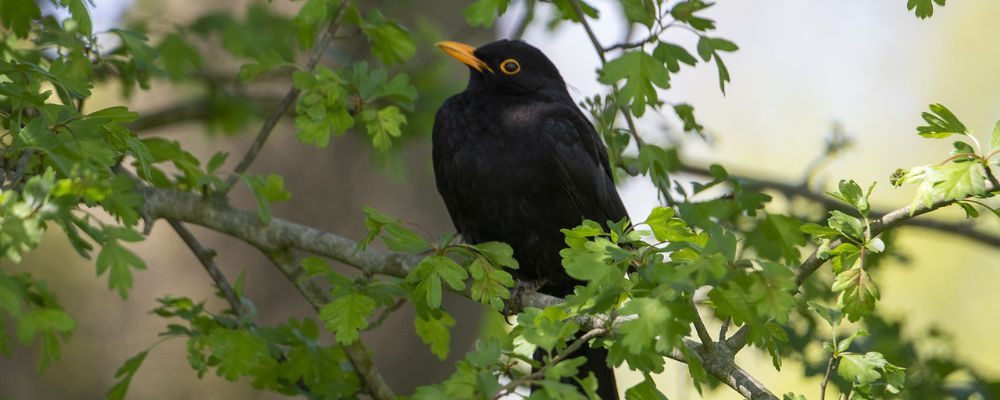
(542, 103, 628, 226)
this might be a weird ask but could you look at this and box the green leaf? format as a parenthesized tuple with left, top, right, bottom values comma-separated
(624, 374, 669, 400)
(463, 0, 511, 27)
(406, 256, 468, 309)
(157, 33, 203, 80)
(917, 103, 967, 138)
(746, 214, 806, 263)
(112, 29, 160, 63)
(319, 293, 376, 344)
(957, 202, 979, 218)
(838, 330, 869, 353)
(205, 151, 229, 174)
(360, 10, 415, 65)
(381, 224, 430, 253)
(832, 266, 880, 322)
(990, 120, 1000, 153)
(243, 174, 291, 223)
(754, 261, 797, 325)
(356, 205, 398, 252)
(598, 51, 671, 116)
(0, 0, 41, 37)
(695, 36, 735, 93)
(198, 328, 277, 381)
(560, 239, 618, 283)
(363, 106, 406, 152)
(902, 161, 986, 213)
(808, 301, 843, 329)
(66, 0, 93, 35)
(16, 308, 76, 344)
(709, 37, 739, 52)
(300, 257, 329, 279)
(415, 312, 455, 360)
(644, 207, 698, 243)
(101, 174, 144, 227)
(238, 49, 294, 82)
(672, 103, 704, 136)
(827, 210, 865, 241)
(468, 256, 514, 311)
(516, 307, 579, 352)
(800, 223, 841, 239)
(293, 0, 333, 49)
(837, 179, 868, 215)
(96, 228, 148, 298)
(293, 67, 354, 148)
(106, 350, 149, 400)
(839, 352, 887, 384)
(620, 0, 655, 27)
(617, 298, 683, 354)
(373, 72, 418, 106)
(471, 241, 519, 270)
(907, 0, 946, 19)
(653, 41, 698, 73)
(864, 237, 885, 253)
(671, 0, 715, 30)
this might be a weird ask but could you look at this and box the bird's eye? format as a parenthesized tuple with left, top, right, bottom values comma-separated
(500, 59, 520, 75)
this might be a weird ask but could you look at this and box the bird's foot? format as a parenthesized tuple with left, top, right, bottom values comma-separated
(503, 279, 546, 316)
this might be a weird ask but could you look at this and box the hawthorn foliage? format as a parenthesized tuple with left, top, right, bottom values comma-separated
(0, 0, 997, 399)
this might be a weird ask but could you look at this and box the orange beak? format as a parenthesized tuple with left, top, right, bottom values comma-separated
(436, 41, 494, 73)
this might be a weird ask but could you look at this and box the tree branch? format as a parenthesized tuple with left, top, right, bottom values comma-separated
(677, 164, 1000, 248)
(137, 171, 997, 400)
(166, 220, 245, 315)
(126, 95, 283, 133)
(222, 1, 350, 194)
(264, 249, 397, 400)
(795, 181, 999, 287)
(136, 185, 778, 399)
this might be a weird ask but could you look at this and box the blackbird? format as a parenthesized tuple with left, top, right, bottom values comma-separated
(433, 39, 627, 399)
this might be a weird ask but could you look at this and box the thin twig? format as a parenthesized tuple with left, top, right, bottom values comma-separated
(795, 180, 999, 287)
(367, 298, 406, 331)
(678, 164, 1000, 248)
(820, 355, 838, 400)
(264, 249, 397, 400)
(718, 317, 731, 342)
(691, 301, 715, 351)
(492, 328, 609, 399)
(167, 220, 243, 315)
(2, 149, 35, 190)
(221, 1, 350, 194)
(568, 0, 675, 207)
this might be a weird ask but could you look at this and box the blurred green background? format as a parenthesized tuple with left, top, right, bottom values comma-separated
(1, 1, 998, 399)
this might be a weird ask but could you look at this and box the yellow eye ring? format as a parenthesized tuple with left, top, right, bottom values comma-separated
(500, 58, 520, 75)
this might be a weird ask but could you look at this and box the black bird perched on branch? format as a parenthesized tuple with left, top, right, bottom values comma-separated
(433, 39, 628, 400)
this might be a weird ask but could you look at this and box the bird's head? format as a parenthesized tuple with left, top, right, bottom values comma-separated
(437, 39, 569, 99)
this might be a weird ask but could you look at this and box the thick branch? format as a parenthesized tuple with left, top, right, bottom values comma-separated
(138, 186, 422, 277)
